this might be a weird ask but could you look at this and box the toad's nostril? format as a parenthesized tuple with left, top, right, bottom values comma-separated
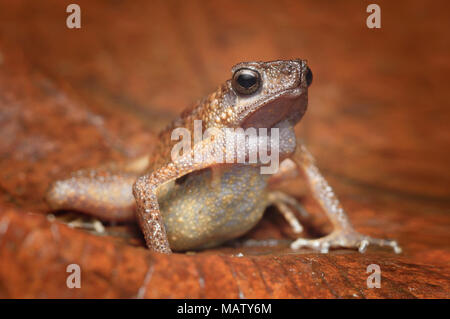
(306, 67, 313, 87)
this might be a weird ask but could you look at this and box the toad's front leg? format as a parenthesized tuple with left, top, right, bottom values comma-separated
(291, 143, 401, 254)
(132, 137, 224, 253)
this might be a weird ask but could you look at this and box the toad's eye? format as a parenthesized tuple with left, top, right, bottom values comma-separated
(232, 68, 261, 95)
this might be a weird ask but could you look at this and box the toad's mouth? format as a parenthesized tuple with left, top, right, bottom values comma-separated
(241, 89, 307, 129)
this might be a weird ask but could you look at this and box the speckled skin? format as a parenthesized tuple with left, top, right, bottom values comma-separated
(158, 165, 269, 251)
(47, 59, 401, 254)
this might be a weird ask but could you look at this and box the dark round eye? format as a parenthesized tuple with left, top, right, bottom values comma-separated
(232, 68, 261, 95)
(306, 67, 313, 87)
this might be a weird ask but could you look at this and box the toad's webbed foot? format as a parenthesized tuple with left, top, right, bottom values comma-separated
(291, 142, 401, 254)
(291, 230, 401, 254)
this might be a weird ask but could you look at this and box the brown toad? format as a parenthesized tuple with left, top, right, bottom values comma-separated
(46, 59, 401, 254)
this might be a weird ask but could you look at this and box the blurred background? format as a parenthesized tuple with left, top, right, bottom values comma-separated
(0, 0, 448, 298)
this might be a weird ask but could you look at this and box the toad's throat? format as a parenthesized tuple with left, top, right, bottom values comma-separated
(242, 93, 306, 129)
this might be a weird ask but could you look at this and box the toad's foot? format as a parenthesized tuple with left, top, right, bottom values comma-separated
(291, 230, 402, 254)
(53, 213, 106, 234)
(291, 143, 401, 254)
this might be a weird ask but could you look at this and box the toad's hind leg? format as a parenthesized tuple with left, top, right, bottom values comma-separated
(268, 191, 308, 234)
(291, 144, 401, 254)
(46, 155, 150, 222)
